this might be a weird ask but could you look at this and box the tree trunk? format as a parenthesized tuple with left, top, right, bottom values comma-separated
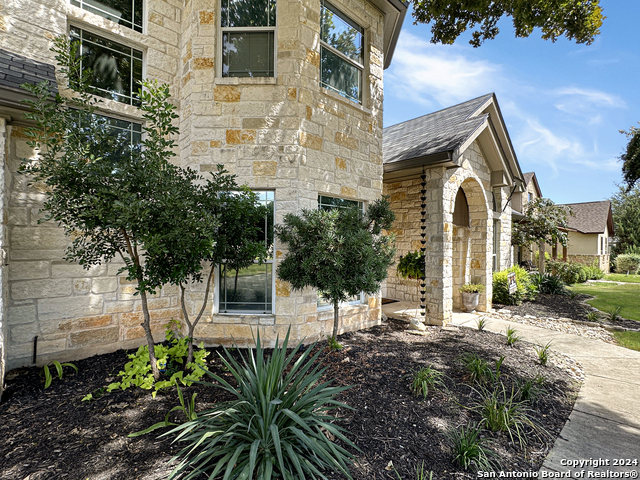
(140, 290, 160, 380)
(538, 241, 546, 274)
(180, 264, 215, 366)
(332, 301, 339, 340)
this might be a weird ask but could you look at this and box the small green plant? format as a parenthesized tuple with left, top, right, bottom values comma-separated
(515, 377, 546, 404)
(607, 306, 622, 321)
(82, 386, 106, 402)
(568, 290, 580, 299)
(459, 283, 485, 293)
(474, 382, 543, 447)
(476, 317, 488, 332)
(493, 356, 505, 383)
(393, 461, 433, 480)
(43, 360, 78, 389)
(410, 366, 446, 399)
(107, 321, 209, 398)
(129, 384, 198, 437)
(164, 327, 357, 480)
(459, 353, 493, 385)
(327, 335, 344, 351)
(586, 311, 600, 322)
(505, 326, 521, 346)
(447, 422, 500, 472)
(534, 341, 552, 366)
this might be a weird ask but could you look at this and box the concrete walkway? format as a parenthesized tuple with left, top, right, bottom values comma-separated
(452, 312, 640, 476)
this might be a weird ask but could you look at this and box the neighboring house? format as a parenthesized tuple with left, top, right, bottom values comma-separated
(0, 0, 408, 386)
(511, 171, 543, 265)
(382, 94, 525, 324)
(551, 201, 614, 273)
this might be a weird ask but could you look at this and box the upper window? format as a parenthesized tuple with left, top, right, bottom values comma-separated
(70, 27, 143, 106)
(528, 192, 533, 202)
(219, 191, 275, 314)
(320, 0, 363, 104)
(74, 112, 142, 146)
(220, 0, 276, 77)
(71, 0, 143, 33)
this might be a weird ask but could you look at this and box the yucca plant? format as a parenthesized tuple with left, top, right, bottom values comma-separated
(447, 422, 500, 472)
(164, 328, 357, 480)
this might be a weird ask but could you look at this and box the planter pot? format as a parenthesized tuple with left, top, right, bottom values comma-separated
(461, 292, 480, 312)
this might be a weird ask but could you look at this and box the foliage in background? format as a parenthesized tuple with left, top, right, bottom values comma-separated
(512, 198, 571, 274)
(492, 265, 535, 305)
(107, 322, 208, 397)
(614, 254, 640, 275)
(546, 260, 603, 285)
(610, 185, 640, 258)
(43, 361, 77, 389)
(529, 272, 567, 295)
(620, 124, 640, 191)
(459, 283, 485, 293)
(276, 197, 396, 340)
(411, 0, 603, 47)
(165, 329, 358, 480)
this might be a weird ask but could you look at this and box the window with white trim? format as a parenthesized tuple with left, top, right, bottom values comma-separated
(220, 0, 276, 77)
(70, 27, 143, 106)
(74, 112, 142, 146)
(71, 0, 143, 33)
(317, 195, 364, 308)
(320, 0, 363, 104)
(219, 191, 274, 313)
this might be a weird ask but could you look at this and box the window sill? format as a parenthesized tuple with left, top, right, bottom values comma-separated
(211, 313, 276, 326)
(317, 302, 366, 312)
(215, 77, 277, 85)
(320, 87, 372, 115)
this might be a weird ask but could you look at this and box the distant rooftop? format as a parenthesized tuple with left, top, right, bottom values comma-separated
(561, 200, 613, 235)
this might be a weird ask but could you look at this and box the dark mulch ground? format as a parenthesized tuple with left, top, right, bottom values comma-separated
(497, 292, 640, 330)
(0, 318, 579, 480)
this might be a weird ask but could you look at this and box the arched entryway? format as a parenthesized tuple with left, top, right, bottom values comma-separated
(450, 178, 490, 312)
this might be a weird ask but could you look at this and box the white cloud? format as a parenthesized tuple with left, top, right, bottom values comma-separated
(555, 87, 626, 108)
(386, 32, 502, 108)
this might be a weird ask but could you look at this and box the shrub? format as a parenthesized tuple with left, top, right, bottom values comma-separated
(547, 260, 604, 285)
(615, 254, 640, 274)
(459, 283, 485, 293)
(107, 321, 209, 398)
(164, 328, 357, 480)
(447, 422, 500, 472)
(492, 265, 535, 305)
(530, 272, 567, 295)
(410, 366, 446, 399)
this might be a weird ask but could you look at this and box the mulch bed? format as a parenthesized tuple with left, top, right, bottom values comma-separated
(496, 292, 640, 330)
(0, 318, 579, 480)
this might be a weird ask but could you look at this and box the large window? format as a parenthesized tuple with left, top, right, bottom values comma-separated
(71, 0, 143, 33)
(220, 0, 276, 77)
(320, 0, 363, 104)
(317, 195, 364, 308)
(70, 27, 143, 106)
(219, 191, 275, 313)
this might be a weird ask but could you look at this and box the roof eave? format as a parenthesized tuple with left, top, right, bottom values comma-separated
(383, 150, 456, 173)
(368, 0, 408, 69)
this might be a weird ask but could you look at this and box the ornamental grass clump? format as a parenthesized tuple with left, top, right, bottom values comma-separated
(409, 365, 446, 399)
(165, 328, 358, 480)
(446, 422, 500, 472)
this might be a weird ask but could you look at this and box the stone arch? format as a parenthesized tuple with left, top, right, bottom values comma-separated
(445, 173, 491, 313)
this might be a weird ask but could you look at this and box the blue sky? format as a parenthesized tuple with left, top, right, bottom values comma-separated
(383, 1, 640, 204)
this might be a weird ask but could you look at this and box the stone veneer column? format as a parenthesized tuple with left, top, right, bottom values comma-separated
(0, 118, 6, 400)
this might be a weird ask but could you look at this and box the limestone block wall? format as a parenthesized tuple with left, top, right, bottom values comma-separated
(384, 141, 513, 324)
(0, 118, 7, 398)
(180, 0, 387, 346)
(1, 0, 182, 370)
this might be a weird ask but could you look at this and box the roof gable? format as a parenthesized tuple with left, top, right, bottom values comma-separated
(522, 172, 542, 197)
(562, 200, 613, 235)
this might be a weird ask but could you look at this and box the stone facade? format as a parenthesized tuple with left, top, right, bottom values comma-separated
(384, 141, 513, 325)
(0, 0, 399, 371)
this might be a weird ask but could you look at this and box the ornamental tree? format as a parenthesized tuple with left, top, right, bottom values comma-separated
(276, 198, 396, 341)
(620, 124, 640, 192)
(412, 0, 604, 47)
(610, 184, 640, 256)
(512, 198, 571, 273)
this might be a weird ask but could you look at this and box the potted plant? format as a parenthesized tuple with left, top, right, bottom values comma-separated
(459, 283, 485, 312)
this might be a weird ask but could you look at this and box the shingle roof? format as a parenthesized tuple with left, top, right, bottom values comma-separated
(0, 48, 57, 94)
(522, 171, 542, 197)
(562, 200, 613, 234)
(383, 93, 493, 165)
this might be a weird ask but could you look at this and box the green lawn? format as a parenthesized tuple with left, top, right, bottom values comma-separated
(604, 273, 640, 283)
(612, 331, 640, 352)
(570, 282, 640, 322)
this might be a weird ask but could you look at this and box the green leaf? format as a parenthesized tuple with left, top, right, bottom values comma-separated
(43, 365, 52, 389)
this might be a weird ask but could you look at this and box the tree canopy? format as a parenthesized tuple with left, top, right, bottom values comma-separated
(620, 124, 640, 192)
(276, 198, 396, 340)
(512, 198, 571, 273)
(412, 0, 605, 47)
(610, 185, 640, 256)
